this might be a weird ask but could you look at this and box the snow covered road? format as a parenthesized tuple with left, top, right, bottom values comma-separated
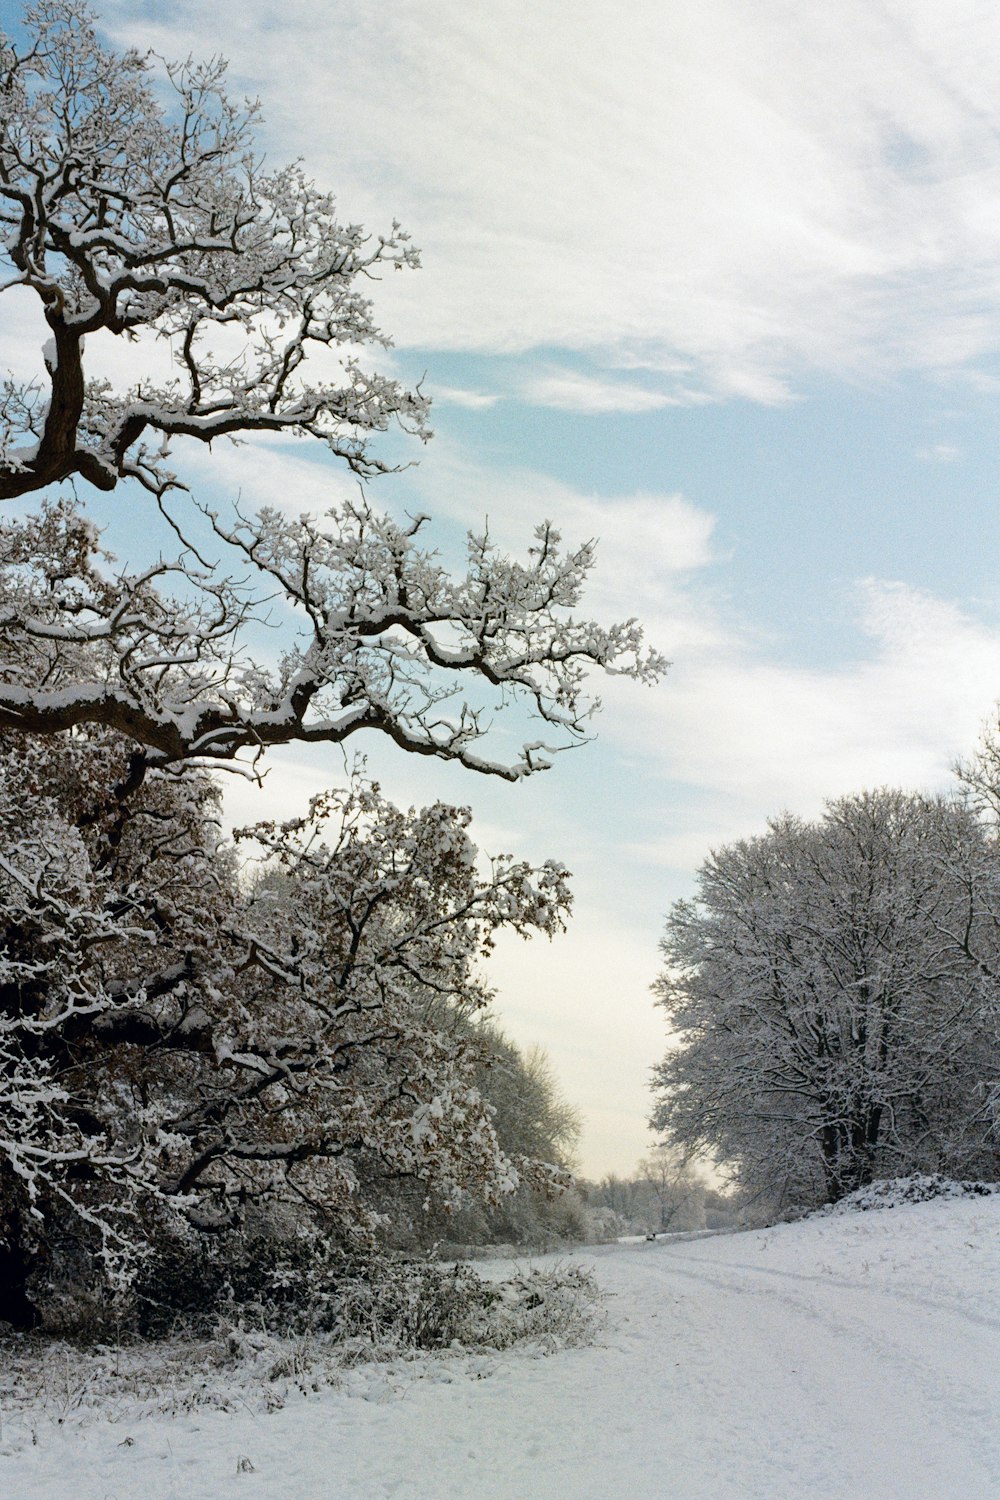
(5, 1195, 1000, 1499)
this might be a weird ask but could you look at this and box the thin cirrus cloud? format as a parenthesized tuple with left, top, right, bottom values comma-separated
(915, 443, 963, 463)
(110, 0, 1000, 399)
(515, 369, 701, 415)
(429, 385, 501, 410)
(431, 367, 714, 414)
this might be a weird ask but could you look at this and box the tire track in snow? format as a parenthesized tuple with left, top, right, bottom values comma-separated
(651, 1242, 1000, 1334)
(5, 1202, 1000, 1500)
(619, 1235, 1000, 1493)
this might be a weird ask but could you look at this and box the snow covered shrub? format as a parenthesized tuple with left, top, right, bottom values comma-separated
(478, 1265, 605, 1351)
(814, 1174, 1000, 1216)
(581, 1204, 631, 1243)
(334, 1260, 500, 1351)
(333, 1259, 604, 1354)
(0, 1262, 606, 1438)
(132, 1224, 358, 1338)
(133, 1247, 606, 1356)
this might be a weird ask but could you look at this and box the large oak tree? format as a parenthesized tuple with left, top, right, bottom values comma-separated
(0, 4, 663, 1326)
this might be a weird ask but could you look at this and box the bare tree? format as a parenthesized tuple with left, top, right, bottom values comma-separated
(651, 790, 1000, 1212)
(636, 1144, 706, 1233)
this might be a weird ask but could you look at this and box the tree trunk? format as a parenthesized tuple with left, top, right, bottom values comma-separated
(0, 1200, 41, 1329)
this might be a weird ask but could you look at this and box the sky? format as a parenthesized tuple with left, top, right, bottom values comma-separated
(8, 0, 1000, 1176)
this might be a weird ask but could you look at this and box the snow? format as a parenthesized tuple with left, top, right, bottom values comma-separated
(4, 1194, 1000, 1499)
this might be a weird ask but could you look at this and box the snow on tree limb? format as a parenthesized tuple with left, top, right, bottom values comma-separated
(0, 2, 428, 500)
(0, 498, 665, 778)
(0, 738, 573, 1299)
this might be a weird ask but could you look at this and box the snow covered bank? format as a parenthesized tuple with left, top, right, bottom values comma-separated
(4, 1193, 1000, 1498)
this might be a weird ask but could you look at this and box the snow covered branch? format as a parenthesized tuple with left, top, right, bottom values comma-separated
(0, 499, 664, 781)
(0, 730, 577, 1322)
(0, 2, 427, 500)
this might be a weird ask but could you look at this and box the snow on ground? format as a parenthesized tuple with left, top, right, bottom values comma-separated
(4, 1194, 1000, 1499)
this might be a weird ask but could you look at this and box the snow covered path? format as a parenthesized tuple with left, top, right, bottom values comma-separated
(5, 1196, 1000, 1499)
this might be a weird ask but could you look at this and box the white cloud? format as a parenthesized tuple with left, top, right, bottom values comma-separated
(396, 439, 724, 652)
(200, 436, 1000, 836)
(427, 366, 716, 415)
(517, 369, 692, 414)
(916, 442, 962, 463)
(382, 438, 1000, 848)
(614, 578, 1000, 845)
(489, 919, 665, 1176)
(105, 0, 1000, 396)
(429, 385, 500, 410)
(174, 428, 723, 632)
(222, 430, 1000, 846)
(172, 437, 366, 521)
(0, 288, 49, 384)
(416, 444, 1000, 840)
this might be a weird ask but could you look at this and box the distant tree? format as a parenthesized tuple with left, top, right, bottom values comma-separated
(636, 1145, 706, 1233)
(377, 1021, 585, 1252)
(477, 1027, 581, 1169)
(464, 1028, 584, 1246)
(651, 790, 1000, 1213)
(947, 725, 1000, 1147)
(701, 1186, 740, 1231)
(587, 1173, 645, 1224)
(579, 1151, 709, 1237)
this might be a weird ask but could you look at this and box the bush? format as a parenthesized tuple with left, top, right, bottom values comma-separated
(334, 1260, 499, 1350)
(44, 1215, 607, 1366)
(813, 1174, 1000, 1217)
(131, 1229, 354, 1338)
(0, 1259, 606, 1437)
(334, 1260, 604, 1355)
